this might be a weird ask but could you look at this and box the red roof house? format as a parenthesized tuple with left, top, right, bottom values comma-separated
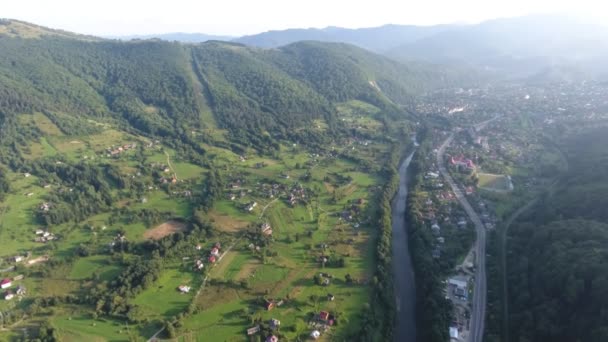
(208, 255, 217, 263)
(0, 279, 11, 289)
(319, 311, 330, 321)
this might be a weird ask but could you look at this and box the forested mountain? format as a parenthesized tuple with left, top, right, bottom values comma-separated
(505, 128, 608, 342)
(234, 24, 454, 52)
(0, 21, 464, 155)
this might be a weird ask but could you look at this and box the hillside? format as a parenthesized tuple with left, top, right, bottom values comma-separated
(504, 127, 608, 342)
(0, 20, 430, 341)
(0, 26, 461, 156)
(0, 18, 101, 40)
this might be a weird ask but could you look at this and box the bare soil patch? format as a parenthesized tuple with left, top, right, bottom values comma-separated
(143, 220, 186, 240)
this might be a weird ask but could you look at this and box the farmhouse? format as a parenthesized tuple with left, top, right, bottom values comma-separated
(208, 255, 217, 263)
(178, 285, 191, 293)
(4, 292, 14, 300)
(210, 247, 220, 257)
(0, 279, 11, 289)
(311, 330, 321, 339)
(12, 256, 23, 263)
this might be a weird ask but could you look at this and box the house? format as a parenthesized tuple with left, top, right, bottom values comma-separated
(269, 318, 281, 329)
(450, 326, 459, 340)
(195, 244, 202, 250)
(431, 223, 441, 232)
(327, 294, 335, 301)
(432, 248, 441, 259)
(450, 155, 476, 171)
(210, 247, 220, 257)
(264, 299, 275, 311)
(35, 229, 44, 235)
(178, 285, 191, 293)
(208, 255, 217, 263)
(261, 223, 273, 236)
(16, 286, 25, 295)
(310, 330, 321, 339)
(246, 325, 260, 336)
(319, 311, 330, 321)
(4, 292, 14, 300)
(0, 279, 11, 289)
(437, 237, 445, 244)
(246, 202, 258, 212)
(12, 256, 23, 263)
(194, 260, 204, 270)
(426, 172, 440, 179)
(266, 335, 278, 342)
(24, 173, 31, 178)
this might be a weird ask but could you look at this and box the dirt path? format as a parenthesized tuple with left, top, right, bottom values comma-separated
(165, 151, 177, 180)
(259, 198, 278, 219)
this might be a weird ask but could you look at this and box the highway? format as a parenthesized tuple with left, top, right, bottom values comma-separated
(437, 134, 487, 342)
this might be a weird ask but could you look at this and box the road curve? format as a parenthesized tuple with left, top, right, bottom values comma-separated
(392, 151, 417, 342)
(437, 134, 487, 342)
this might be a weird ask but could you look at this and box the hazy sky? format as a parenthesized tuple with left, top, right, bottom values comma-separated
(3, 0, 606, 36)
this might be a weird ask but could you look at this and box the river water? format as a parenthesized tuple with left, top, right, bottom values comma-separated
(392, 150, 416, 342)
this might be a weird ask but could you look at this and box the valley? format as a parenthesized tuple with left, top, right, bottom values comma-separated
(2, 14, 608, 342)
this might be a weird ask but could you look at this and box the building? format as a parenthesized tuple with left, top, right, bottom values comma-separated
(261, 223, 273, 236)
(269, 318, 281, 330)
(246, 325, 260, 336)
(178, 285, 191, 293)
(4, 292, 14, 300)
(310, 330, 321, 339)
(450, 326, 459, 340)
(266, 335, 278, 342)
(0, 279, 11, 289)
(210, 247, 220, 257)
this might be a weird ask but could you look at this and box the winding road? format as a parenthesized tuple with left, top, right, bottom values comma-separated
(437, 134, 487, 342)
(392, 151, 417, 342)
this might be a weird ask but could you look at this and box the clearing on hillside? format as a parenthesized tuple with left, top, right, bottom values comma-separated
(143, 220, 187, 240)
(477, 173, 514, 192)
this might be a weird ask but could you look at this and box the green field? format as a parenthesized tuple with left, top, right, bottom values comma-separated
(132, 266, 201, 319)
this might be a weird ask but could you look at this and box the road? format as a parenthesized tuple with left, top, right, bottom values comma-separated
(437, 134, 486, 342)
(392, 151, 417, 342)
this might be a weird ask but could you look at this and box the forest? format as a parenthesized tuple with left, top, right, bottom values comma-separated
(505, 127, 608, 342)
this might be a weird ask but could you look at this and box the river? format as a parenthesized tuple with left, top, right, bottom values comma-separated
(392, 150, 417, 342)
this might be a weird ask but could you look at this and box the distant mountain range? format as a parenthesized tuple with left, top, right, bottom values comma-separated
(233, 24, 457, 52)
